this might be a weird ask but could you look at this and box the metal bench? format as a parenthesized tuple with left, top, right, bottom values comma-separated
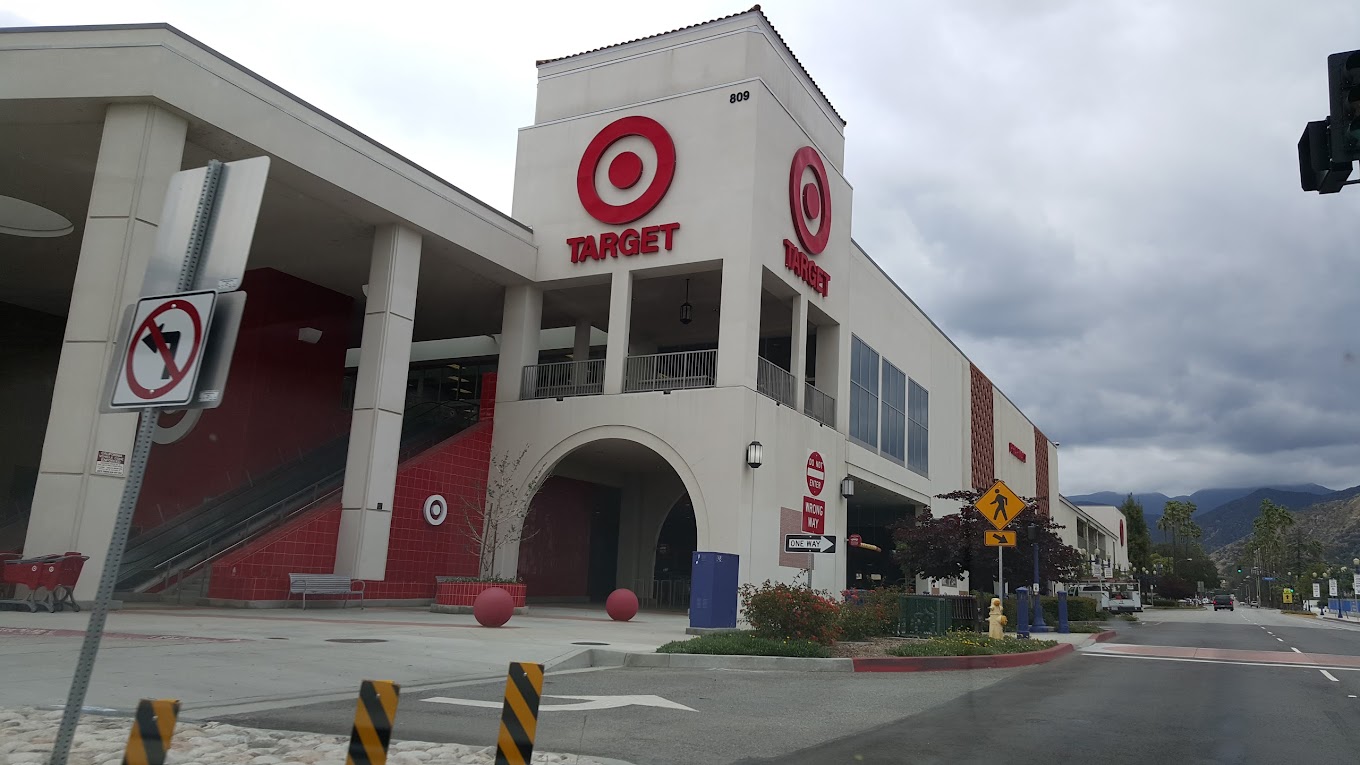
(288, 573, 365, 609)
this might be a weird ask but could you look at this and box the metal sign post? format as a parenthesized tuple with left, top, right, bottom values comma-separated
(49, 156, 265, 765)
(998, 546, 1004, 601)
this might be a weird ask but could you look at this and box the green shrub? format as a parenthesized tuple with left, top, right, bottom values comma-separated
(1119, 613, 1138, 622)
(888, 630, 1057, 657)
(739, 580, 841, 645)
(838, 587, 904, 640)
(990, 594, 1102, 625)
(656, 632, 831, 658)
(1152, 598, 1181, 608)
(1066, 622, 1106, 633)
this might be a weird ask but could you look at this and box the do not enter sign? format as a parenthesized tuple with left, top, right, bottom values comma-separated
(110, 291, 216, 408)
(806, 451, 825, 496)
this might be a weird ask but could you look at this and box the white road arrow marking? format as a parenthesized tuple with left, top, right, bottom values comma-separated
(422, 694, 696, 712)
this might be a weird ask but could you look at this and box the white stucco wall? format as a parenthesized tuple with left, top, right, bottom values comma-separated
(993, 391, 1039, 499)
(490, 386, 850, 592)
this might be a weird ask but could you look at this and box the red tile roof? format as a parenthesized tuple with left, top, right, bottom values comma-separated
(535, 5, 844, 125)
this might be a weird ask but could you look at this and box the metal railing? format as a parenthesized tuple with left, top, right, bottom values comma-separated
(756, 357, 796, 408)
(520, 359, 604, 399)
(624, 350, 716, 393)
(630, 577, 691, 609)
(804, 382, 835, 427)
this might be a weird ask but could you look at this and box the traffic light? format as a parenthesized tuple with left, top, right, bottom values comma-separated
(1328, 50, 1360, 163)
(1237, 567, 1242, 573)
(1299, 119, 1353, 193)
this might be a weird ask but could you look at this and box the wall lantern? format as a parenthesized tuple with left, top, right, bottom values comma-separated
(745, 441, 763, 469)
(840, 476, 855, 498)
(680, 278, 693, 325)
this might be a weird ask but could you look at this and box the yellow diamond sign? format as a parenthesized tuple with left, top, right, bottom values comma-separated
(974, 480, 1025, 530)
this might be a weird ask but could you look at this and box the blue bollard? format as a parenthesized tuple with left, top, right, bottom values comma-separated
(1016, 587, 1031, 639)
(1057, 590, 1070, 633)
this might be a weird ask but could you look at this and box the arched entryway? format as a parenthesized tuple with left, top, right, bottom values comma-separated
(514, 435, 700, 607)
(649, 495, 697, 609)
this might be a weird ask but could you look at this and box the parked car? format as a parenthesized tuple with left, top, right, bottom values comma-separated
(1213, 594, 1234, 611)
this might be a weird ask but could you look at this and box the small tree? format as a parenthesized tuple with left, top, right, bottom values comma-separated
(1120, 494, 1153, 571)
(459, 446, 549, 580)
(893, 489, 1084, 592)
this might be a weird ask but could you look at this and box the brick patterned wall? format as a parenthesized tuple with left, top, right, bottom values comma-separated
(1034, 427, 1050, 517)
(207, 373, 497, 602)
(969, 364, 995, 490)
(134, 268, 354, 534)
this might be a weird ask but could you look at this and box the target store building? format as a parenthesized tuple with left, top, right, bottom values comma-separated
(0, 8, 1063, 607)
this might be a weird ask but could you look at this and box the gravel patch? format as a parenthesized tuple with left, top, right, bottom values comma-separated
(0, 707, 608, 765)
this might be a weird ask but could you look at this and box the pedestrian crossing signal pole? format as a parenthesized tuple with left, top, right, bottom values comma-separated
(997, 545, 1004, 601)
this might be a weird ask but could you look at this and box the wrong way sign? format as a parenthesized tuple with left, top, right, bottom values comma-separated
(109, 291, 216, 408)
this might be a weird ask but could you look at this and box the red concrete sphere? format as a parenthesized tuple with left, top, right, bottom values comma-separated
(605, 588, 639, 622)
(473, 586, 515, 627)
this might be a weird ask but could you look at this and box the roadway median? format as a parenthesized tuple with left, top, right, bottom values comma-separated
(560, 630, 1114, 673)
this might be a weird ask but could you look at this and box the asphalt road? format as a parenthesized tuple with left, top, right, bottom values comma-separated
(215, 609, 1360, 765)
(741, 608, 1360, 765)
(215, 664, 1021, 764)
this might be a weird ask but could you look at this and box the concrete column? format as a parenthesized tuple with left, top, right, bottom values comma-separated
(494, 284, 542, 402)
(573, 318, 592, 362)
(335, 224, 422, 580)
(23, 104, 187, 600)
(716, 257, 760, 388)
(603, 270, 633, 394)
(615, 474, 685, 598)
(571, 317, 592, 387)
(790, 295, 809, 410)
(815, 323, 845, 430)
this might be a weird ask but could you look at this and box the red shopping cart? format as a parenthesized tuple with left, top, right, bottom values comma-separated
(1, 552, 88, 612)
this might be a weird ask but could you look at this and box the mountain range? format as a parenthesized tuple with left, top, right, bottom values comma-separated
(1067, 484, 1334, 521)
(1070, 484, 1360, 558)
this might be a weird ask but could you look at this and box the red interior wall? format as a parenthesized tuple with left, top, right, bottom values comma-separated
(516, 477, 597, 598)
(208, 374, 498, 602)
(134, 268, 353, 532)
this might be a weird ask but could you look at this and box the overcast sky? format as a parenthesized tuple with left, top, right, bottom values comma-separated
(5, 0, 1359, 496)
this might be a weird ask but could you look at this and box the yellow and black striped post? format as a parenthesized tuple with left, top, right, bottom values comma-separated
(345, 680, 401, 765)
(122, 698, 180, 765)
(494, 662, 545, 765)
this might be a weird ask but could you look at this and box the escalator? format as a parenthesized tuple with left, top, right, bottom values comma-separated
(114, 400, 478, 594)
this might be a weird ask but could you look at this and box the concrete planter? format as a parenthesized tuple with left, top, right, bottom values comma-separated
(431, 580, 527, 614)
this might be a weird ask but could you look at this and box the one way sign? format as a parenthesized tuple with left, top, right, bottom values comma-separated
(784, 534, 837, 554)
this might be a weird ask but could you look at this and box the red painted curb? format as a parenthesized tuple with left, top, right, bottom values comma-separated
(852, 642, 1074, 672)
(1093, 629, 1119, 643)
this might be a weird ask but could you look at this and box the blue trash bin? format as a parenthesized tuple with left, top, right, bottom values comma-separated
(690, 551, 739, 629)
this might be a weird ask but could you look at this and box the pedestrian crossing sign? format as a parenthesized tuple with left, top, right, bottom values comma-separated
(974, 480, 1025, 530)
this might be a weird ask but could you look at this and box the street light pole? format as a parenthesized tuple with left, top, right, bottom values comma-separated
(1030, 522, 1048, 633)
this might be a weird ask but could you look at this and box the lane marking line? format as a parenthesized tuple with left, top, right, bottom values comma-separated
(1276, 638, 1285, 642)
(1291, 647, 1303, 653)
(1349, 695, 1357, 698)
(1083, 653, 1360, 672)
(1322, 670, 1340, 682)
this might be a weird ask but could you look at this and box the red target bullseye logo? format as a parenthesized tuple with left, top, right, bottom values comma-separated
(789, 146, 831, 255)
(577, 115, 676, 225)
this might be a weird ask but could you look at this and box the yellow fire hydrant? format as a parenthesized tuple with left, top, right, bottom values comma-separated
(988, 597, 1007, 639)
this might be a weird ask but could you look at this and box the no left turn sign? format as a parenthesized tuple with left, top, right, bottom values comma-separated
(110, 291, 216, 409)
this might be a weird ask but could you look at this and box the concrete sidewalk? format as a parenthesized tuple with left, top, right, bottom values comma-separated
(0, 604, 690, 717)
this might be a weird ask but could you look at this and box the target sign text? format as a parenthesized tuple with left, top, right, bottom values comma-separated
(782, 146, 834, 296)
(569, 115, 682, 263)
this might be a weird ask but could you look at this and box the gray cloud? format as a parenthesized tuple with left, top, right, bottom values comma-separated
(791, 0, 1360, 495)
